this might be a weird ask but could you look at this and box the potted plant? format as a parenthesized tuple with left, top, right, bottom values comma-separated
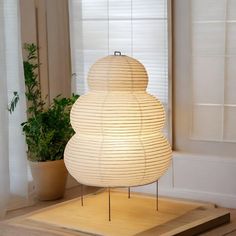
(10, 43, 79, 200)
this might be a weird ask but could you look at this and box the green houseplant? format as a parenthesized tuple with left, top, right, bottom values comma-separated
(22, 44, 78, 162)
(10, 43, 79, 200)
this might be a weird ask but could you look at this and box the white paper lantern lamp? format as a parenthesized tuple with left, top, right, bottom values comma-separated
(64, 53, 172, 188)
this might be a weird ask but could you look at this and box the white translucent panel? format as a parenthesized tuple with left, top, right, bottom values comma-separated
(133, 20, 167, 53)
(191, 0, 226, 21)
(109, 0, 131, 19)
(4, 3, 24, 92)
(108, 20, 132, 55)
(228, 0, 236, 20)
(81, 0, 107, 19)
(224, 106, 236, 140)
(83, 51, 108, 66)
(69, 1, 83, 94)
(71, 22, 83, 45)
(70, 0, 82, 21)
(71, 45, 85, 94)
(227, 23, 236, 55)
(72, 49, 86, 94)
(83, 21, 108, 50)
(192, 23, 225, 56)
(192, 56, 224, 104)
(225, 57, 236, 104)
(1, 0, 28, 201)
(133, 0, 166, 19)
(191, 105, 223, 140)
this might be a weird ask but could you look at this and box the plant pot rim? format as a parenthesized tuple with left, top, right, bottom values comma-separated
(29, 159, 64, 165)
(28, 159, 64, 163)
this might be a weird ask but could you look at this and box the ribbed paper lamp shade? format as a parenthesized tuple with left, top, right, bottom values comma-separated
(64, 54, 172, 187)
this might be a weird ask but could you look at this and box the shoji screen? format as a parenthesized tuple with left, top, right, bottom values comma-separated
(191, 0, 236, 142)
(69, 0, 170, 137)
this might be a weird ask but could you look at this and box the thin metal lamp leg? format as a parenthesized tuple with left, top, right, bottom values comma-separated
(108, 187, 111, 221)
(81, 184, 84, 206)
(156, 180, 158, 211)
(128, 187, 131, 199)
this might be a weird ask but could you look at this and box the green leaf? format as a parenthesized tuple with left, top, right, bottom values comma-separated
(8, 91, 19, 114)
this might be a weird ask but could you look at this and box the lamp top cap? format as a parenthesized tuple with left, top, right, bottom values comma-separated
(88, 54, 148, 91)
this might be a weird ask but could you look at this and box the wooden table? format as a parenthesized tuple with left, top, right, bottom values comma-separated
(0, 190, 230, 236)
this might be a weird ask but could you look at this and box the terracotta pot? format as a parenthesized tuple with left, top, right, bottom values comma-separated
(29, 159, 68, 201)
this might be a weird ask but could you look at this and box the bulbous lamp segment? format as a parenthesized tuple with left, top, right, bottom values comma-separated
(64, 54, 172, 187)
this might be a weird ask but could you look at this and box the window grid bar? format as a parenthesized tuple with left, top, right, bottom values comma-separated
(222, 0, 229, 140)
(79, 17, 168, 21)
(193, 20, 236, 23)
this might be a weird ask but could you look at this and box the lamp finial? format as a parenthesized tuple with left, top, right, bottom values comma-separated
(114, 51, 121, 56)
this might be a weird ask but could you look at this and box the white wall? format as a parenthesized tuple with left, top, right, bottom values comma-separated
(133, 152, 236, 208)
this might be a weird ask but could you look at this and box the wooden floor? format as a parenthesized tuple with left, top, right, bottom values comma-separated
(1, 186, 236, 236)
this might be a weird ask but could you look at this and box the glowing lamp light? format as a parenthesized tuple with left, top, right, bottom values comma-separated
(64, 53, 172, 188)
